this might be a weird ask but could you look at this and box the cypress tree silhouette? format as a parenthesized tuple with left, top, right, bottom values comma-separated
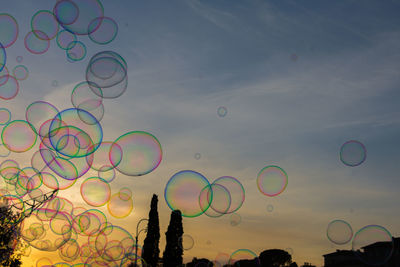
(259, 249, 291, 267)
(0, 205, 22, 266)
(142, 194, 160, 267)
(162, 210, 183, 267)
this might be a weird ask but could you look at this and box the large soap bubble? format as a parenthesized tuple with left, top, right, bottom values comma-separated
(257, 165, 288, 197)
(340, 140, 367, 167)
(326, 219, 353, 245)
(165, 170, 211, 217)
(111, 131, 162, 176)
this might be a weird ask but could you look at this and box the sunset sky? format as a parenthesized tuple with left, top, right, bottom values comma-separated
(1, 0, 400, 266)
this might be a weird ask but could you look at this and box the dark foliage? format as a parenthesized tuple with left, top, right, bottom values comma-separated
(142, 194, 160, 267)
(0, 205, 22, 267)
(259, 249, 291, 267)
(163, 210, 183, 267)
(186, 257, 214, 267)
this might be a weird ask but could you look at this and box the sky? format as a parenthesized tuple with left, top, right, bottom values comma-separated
(1, 0, 400, 266)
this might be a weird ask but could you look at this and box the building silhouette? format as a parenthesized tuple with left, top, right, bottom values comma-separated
(323, 237, 400, 267)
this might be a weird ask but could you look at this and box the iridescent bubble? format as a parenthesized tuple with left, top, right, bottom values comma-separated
(48, 108, 103, 158)
(0, 65, 9, 87)
(12, 65, 29, 81)
(86, 141, 122, 172)
(1, 120, 37, 153)
(327, 219, 353, 245)
(217, 106, 227, 117)
(111, 131, 162, 176)
(94, 225, 134, 262)
(194, 153, 201, 160)
(88, 16, 118, 45)
(24, 31, 50, 54)
(119, 187, 132, 200)
(0, 42, 5, 72)
(165, 170, 211, 218)
(352, 225, 393, 266)
(98, 166, 116, 183)
(215, 253, 230, 267)
(54, 0, 104, 35)
(26, 101, 59, 136)
(36, 257, 53, 267)
(257, 165, 288, 197)
(229, 249, 259, 265)
(0, 14, 19, 48)
(86, 51, 128, 99)
(230, 213, 241, 226)
(213, 176, 245, 214)
(52, 80, 59, 87)
(71, 81, 104, 122)
(340, 140, 367, 167)
(66, 41, 86, 61)
(179, 234, 195, 250)
(58, 238, 80, 262)
(16, 56, 23, 63)
(80, 177, 111, 207)
(290, 53, 298, 62)
(199, 183, 231, 217)
(0, 108, 11, 125)
(56, 30, 77, 50)
(266, 204, 274, 212)
(107, 191, 133, 218)
(0, 75, 19, 100)
(0, 144, 10, 157)
(31, 10, 59, 40)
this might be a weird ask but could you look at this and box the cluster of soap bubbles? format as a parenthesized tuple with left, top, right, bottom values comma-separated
(0, 0, 159, 266)
(326, 220, 394, 266)
(164, 171, 245, 219)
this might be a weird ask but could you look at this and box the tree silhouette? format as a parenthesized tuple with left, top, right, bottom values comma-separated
(187, 257, 213, 267)
(0, 205, 22, 266)
(162, 210, 183, 267)
(142, 194, 160, 267)
(259, 249, 292, 267)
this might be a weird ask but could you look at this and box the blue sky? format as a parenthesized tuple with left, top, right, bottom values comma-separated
(1, 0, 400, 266)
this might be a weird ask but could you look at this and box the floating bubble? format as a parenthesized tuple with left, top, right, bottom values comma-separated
(257, 165, 288, 197)
(230, 213, 241, 226)
(266, 204, 274, 212)
(98, 166, 116, 183)
(229, 249, 259, 265)
(0, 42, 5, 73)
(24, 31, 50, 54)
(111, 131, 162, 176)
(52, 80, 59, 87)
(327, 219, 353, 245)
(0, 144, 10, 157)
(215, 253, 230, 267)
(12, 65, 29, 81)
(285, 247, 294, 255)
(107, 191, 133, 218)
(88, 16, 118, 45)
(352, 225, 393, 266)
(165, 170, 211, 217)
(0, 75, 19, 100)
(194, 153, 201, 160)
(0, 65, 9, 87)
(59, 238, 80, 262)
(26, 101, 59, 136)
(66, 41, 86, 61)
(16, 56, 23, 63)
(340, 140, 367, 167)
(94, 224, 134, 262)
(217, 106, 227, 117)
(36, 257, 53, 267)
(48, 108, 103, 158)
(180, 234, 195, 250)
(86, 141, 122, 172)
(0, 14, 19, 48)
(31, 10, 59, 40)
(1, 120, 37, 153)
(86, 51, 128, 99)
(119, 187, 132, 200)
(54, 0, 104, 35)
(213, 176, 245, 214)
(80, 177, 111, 207)
(199, 183, 231, 217)
(0, 108, 11, 125)
(71, 81, 104, 122)
(56, 30, 77, 50)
